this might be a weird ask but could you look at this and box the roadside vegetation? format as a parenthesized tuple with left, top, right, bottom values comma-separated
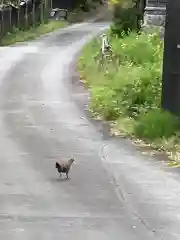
(78, 0, 180, 166)
(0, 20, 67, 46)
(0, 0, 104, 46)
(68, 0, 106, 23)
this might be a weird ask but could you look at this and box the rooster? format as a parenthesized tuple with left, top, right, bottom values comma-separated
(55, 158, 75, 179)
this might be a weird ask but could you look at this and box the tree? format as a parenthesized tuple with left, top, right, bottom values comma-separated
(109, 0, 143, 36)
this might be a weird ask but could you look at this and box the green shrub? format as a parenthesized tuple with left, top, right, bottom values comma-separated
(111, 5, 138, 37)
(78, 29, 180, 149)
(134, 109, 178, 140)
(110, 0, 142, 37)
(79, 31, 163, 118)
(90, 86, 121, 120)
(110, 32, 163, 66)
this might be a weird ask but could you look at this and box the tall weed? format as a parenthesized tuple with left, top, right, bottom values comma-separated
(79, 30, 179, 142)
(135, 109, 178, 140)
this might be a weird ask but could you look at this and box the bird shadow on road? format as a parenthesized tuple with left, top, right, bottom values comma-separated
(50, 177, 71, 183)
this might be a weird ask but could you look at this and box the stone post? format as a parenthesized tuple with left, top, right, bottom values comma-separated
(143, 0, 167, 27)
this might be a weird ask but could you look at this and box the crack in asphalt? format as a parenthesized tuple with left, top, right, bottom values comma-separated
(0, 214, 124, 221)
(100, 143, 164, 239)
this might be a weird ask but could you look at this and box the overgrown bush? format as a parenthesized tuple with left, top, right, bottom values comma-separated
(90, 86, 120, 120)
(78, 30, 180, 145)
(135, 109, 178, 140)
(111, 4, 138, 36)
(109, 0, 142, 37)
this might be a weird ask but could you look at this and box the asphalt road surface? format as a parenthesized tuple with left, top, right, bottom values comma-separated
(0, 21, 180, 240)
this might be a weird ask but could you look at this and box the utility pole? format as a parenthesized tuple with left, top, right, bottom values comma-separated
(161, 0, 180, 116)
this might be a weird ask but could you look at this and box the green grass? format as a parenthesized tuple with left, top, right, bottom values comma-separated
(0, 1, 105, 46)
(78, 29, 180, 164)
(0, 20, 67, 46)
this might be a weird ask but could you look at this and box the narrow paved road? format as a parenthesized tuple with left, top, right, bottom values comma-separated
(0, 21, 180, 240)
